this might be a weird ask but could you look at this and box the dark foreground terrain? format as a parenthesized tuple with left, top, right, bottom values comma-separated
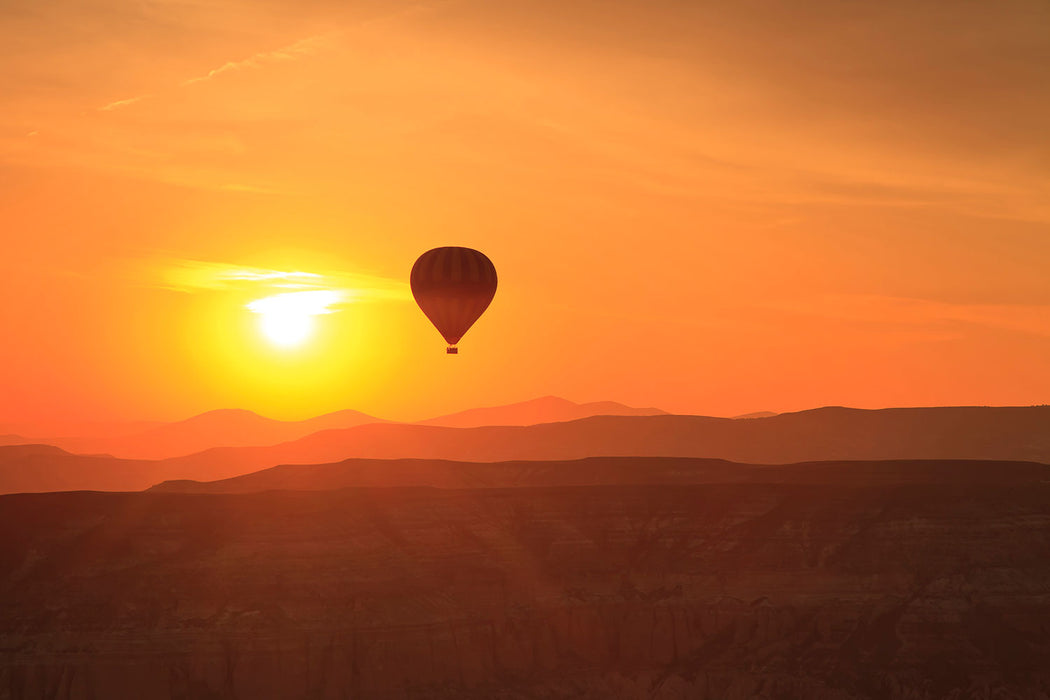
(2, 460, 1050, 698)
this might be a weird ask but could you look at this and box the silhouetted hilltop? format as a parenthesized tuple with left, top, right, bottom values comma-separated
(161, 405, 1050, 476)
(150, 456, 1050, 494)
(421, 395, 667, 427)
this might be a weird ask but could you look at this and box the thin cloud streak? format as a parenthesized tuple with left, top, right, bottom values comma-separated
(153, 259, 410, 304)
(246, 290, 347, 316)
(182, 34, 332, 86)
(94, 33, 332, 117)
(99, 96, 147, 112)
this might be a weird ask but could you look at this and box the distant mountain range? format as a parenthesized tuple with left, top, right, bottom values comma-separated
(0, 419, 165, 440)
(160, 405, 1050, 480)
(1, 405, 1049, 495)
(419, 395, 666, 428)
(1, 397, 667, 460)
(46, 408, 387, 460)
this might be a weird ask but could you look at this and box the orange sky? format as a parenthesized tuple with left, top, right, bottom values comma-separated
(2, 0, 1049, 427)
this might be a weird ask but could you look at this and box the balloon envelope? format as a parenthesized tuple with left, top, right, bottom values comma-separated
(410, 247, 497, 350)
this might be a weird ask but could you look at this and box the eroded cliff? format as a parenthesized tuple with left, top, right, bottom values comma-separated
(2, 480, 1049, 698)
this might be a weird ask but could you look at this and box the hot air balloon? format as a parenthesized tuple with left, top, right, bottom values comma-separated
(410, 247, 497, 354)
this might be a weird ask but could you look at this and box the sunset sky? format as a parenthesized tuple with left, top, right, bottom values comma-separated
(2, 0, 1048, 428)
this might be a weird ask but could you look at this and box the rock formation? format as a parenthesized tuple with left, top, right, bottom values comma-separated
(3, 468, 1049, 698)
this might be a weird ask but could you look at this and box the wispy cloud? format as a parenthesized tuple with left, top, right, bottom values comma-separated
(94, 33, 331, 114)
(246, 290, 346, 316)
(99, 95, 147, 112)
(154, 259, 410, 304)
(183, 34, 331, 86)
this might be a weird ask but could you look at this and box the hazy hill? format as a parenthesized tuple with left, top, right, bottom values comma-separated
(162, 405, 1050, 477)
(0, 442, 266, 495)
(0, 434, 31, 447)
(151, 455, 1050, 494)
(0, 420, 164, 440)
(4, 476, 1050, 698)
(54, 407, 387, 460)
(420, 395, 667, 427)
(732, 410, 778, 419)
(0, 445, 163, 494)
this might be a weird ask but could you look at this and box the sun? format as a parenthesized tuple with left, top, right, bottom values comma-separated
(258, 308, 314, 347)
(246, 290, 343, 349)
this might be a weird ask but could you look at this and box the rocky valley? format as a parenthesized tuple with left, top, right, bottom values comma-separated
(2, 460, 1049, 698)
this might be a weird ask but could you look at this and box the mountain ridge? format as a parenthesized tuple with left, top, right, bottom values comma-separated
(150, 455, 1050, 494)
(158, 404, 1050, 477)
(419, 395, 667, 427)
(4, 405, 1050, 494)
(4, 396, 667, 459)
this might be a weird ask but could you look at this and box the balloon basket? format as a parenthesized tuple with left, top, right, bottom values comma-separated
(446, 346, 458, 354)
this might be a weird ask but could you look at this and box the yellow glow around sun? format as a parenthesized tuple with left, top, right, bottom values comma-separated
(246, 290, 345, 348)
